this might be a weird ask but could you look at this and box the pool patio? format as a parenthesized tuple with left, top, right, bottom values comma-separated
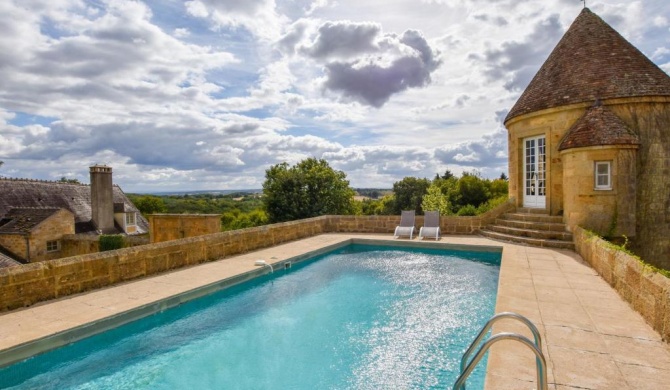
(0, 233, 669, 389)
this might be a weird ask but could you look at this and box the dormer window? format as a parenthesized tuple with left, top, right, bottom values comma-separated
(125, 212, 136, 226)
(594, 161, 612, 190)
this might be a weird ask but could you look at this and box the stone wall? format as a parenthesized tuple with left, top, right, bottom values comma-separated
(561, 146, 637, 236)
(328, 200, 515, 235)
(616, 102, 670, 269)
(506, 103, 588, 214)
(61, 235, 99, 257)
(0, 235, 26, 262)
(0, 203, 515, 312)
(61, 234, 151, 257)
(574, 226, 670, 341)
(148, 214, 222, 243)
(0, 216, 327, 311)
(0, 209, 74, 262)
(29, 209, 75, 262)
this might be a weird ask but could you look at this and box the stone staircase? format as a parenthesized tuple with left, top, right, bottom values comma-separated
(479, 208, 575, 250)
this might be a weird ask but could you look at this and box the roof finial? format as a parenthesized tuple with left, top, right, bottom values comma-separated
(581, 0, 586, 9)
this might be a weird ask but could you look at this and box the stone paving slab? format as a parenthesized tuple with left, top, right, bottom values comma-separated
(488, 239, 670, 390)
(0, 233, 668, 390)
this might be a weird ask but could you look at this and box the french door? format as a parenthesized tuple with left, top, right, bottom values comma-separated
(523, 135, 546, 208)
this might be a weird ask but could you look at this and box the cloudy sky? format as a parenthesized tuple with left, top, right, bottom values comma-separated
(1, 0, 669, 192)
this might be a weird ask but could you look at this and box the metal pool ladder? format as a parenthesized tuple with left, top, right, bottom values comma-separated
(453, 312, 548, 390)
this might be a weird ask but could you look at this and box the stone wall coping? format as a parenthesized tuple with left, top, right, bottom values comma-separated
(148, 214, 222, 217)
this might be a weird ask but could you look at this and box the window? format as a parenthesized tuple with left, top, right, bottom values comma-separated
(594, 161, 612, 190)
(125, 212, 136, 226)
(46, 240, 59, 252)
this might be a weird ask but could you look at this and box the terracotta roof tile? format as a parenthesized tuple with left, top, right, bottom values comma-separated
(506, 8, 670, 123)
(558, 103, 640, 151)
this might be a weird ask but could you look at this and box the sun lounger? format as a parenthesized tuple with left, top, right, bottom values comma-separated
(394, 210, 416, 239)
(419, 210, 441, 240)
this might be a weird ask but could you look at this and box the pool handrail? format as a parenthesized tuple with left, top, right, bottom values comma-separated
(453, 332, 548, 390)
(456, 311, 545, 390)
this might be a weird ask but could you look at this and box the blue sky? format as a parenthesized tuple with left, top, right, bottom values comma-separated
(1, 0, 669, 192)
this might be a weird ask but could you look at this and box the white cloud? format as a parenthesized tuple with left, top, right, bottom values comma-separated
(2, 0, 669, 191)
(654, 16, 668, 27)
(434, 127, 508, 169)
(652, 47, 670, 61)
(173, 28, 190, 38)
(184, 0, 288, 40)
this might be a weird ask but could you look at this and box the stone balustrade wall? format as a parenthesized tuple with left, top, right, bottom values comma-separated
(0, 201, 515, 312)
(574, 226, 670, 340)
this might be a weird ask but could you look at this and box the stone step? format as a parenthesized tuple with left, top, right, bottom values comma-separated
(501, 213, 563, 224)
(517, 207, 551, 214)
(495, 218, 567, 232)
(479, 229, 575, 250)
(487, 225, 573, 241)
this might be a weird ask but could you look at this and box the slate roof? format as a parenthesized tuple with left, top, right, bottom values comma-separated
(0, 208, 63, 234)
(506, 8, 670, 123)
(0, 179, 148, 235)
(0, 246, 22, 268)
(558, 102, 640, 151)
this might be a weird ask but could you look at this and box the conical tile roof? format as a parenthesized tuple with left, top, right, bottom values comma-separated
(558, 102, 640, 151)
(506, 8, 670, 123)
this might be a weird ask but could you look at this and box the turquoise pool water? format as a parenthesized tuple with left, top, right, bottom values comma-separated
(0, 244, 500, 389)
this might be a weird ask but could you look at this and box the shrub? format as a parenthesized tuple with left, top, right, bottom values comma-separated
(99, 235, 125, 252)
(456, 204, 477, 216)
(475, 196, 508, 215)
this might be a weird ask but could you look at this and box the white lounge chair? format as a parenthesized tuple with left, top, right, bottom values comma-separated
(419, 210, 441, 240)
(394, 210, 416, 239)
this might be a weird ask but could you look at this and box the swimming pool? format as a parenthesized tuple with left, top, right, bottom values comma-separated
(0, 244, 500, 389)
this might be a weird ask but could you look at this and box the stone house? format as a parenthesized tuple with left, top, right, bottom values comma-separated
(504, 8, 670, 267)
(0, 166, 148, 265)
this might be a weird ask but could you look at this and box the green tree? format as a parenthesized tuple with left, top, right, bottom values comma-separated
(390, 177, 431, 214)
(441, 169, 455, 180)
(221, 209, 268, 231)
(58, 177, 81, 184)
(421, 183, 451, 215)
(359, 194, 396, 215)
(453, 173, 490, 209)
(133, 195, 168, 215)
(262, 158, 356, 223)
(488, 178, 509, 199)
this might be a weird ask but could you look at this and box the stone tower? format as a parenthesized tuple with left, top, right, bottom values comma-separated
(504, 8, 670, 268)
(90, 165, 115, 233)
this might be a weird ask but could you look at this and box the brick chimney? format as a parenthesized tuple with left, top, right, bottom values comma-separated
(90, 165, 115, 233)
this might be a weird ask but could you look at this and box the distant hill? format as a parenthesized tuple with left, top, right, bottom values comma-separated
(354, 188, 392, 199)
(139, 189, 262, 196)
